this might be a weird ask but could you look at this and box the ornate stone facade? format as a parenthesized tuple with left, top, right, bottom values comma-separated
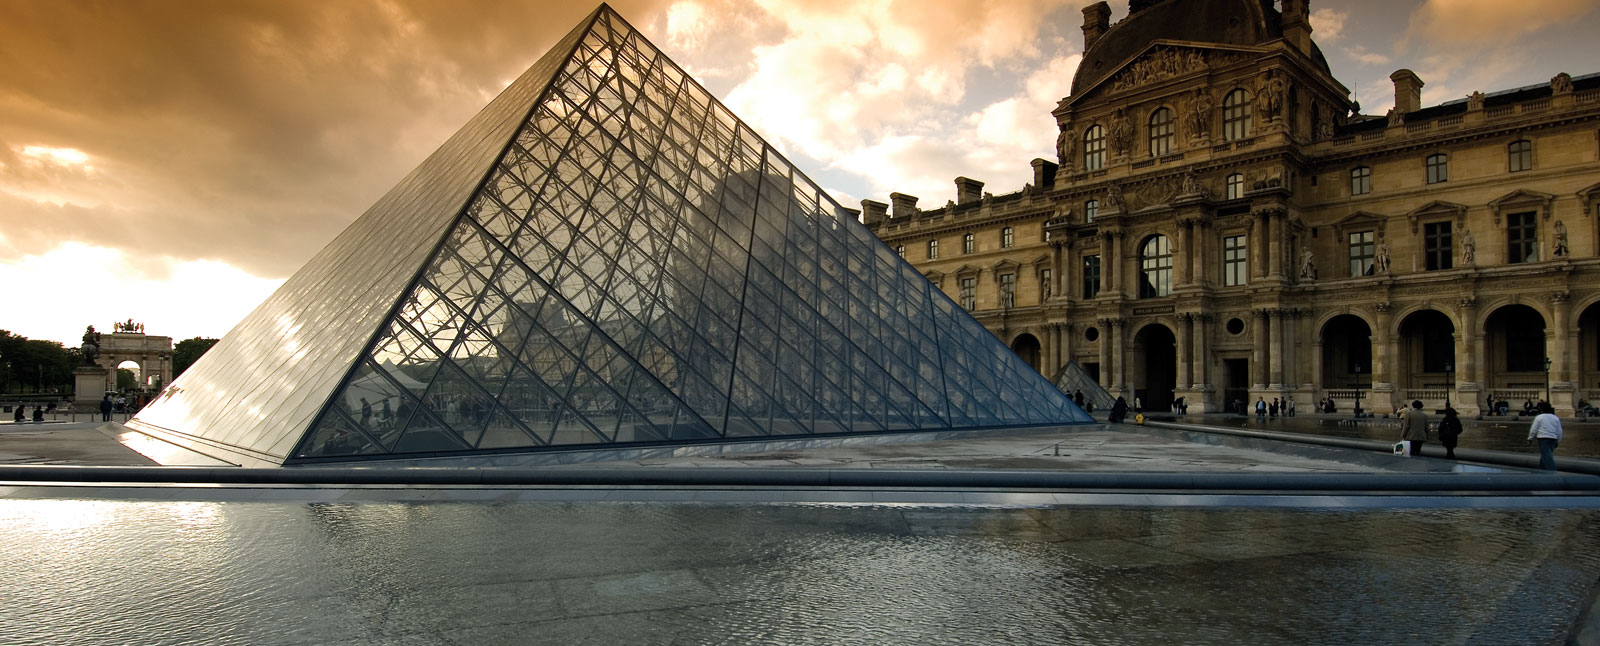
(868, 0, 1600, 415)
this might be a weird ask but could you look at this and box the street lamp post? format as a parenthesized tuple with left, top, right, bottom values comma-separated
(1444, 361, 1454, 410)
(1353, 364, 1364, 417)
(1544, 357, 1552, 405)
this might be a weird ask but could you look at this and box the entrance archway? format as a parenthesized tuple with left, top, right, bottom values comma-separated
(1579, 302, 1599, 407)
(1485, 304, 1547, 401)
(1320, 315, 1372, 388)
(115, 360, 141, 391)
(1397, 310, 1455, 400)
(1010, 333, 1042, 373)
(1131, 324, 1176, 411)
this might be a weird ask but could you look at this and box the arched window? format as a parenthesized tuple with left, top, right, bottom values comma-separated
(1508, 140, 1533, 172)
(1350, 166, 1371, 195)
(1225, 173, 1243, 200)
(1222, 89, 1252, 141)
(1084, 199, 1099, 223)
(1426, 153, 1448, 184)
(962, 232, 975, 254)
(1148, 107, 1174, 157)
(1083, 125, 1106, 171)
(1139, 235, 1173, 298)
(928, 239, 939, 259)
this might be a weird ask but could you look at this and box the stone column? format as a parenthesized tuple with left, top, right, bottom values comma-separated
(1111, 319, 1127, 395)
(1060, 322, 1075, 369)
(1175, 220, 1192, 286)
(1252, 309, 1269, 389)
(1190, 220, 1208, 286)
(1108, 232, 1124, 297)
(1267, 210, 1285, 280)
(1193, 314, 1211, 390)
(1269, 309, 1285, 389)
(1098, 318, 1113, 389)
(1372, 302, 1397, 414)
(1176, 314, 1193, 389)
(1252, 212, 1270, 280)
(1551, 291, 1575, 410)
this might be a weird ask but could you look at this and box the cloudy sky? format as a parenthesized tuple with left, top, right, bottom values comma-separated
(2, 0, 1597, 345)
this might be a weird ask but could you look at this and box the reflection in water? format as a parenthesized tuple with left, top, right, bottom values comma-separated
(1, 500, 1597, 645)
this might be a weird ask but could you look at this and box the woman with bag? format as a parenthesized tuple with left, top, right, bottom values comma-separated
(1437, 406, 1463, 459)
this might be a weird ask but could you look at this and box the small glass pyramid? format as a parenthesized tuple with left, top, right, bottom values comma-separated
(129, 4, 1090, 466)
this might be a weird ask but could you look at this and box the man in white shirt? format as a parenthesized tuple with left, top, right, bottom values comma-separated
(1527, 401, 1563, 471)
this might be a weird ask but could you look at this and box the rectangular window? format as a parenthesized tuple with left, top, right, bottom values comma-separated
(1223, 235, 1248, 286)
(1507, 211, 1537, 263)
(1082, 255, 1101, 299)
(1085, 200, 1098, 223)
(1509, 140, 1533, 172)
(1351, 167, 1371, 195)
(1348, 231, 1375, 277)
(895, 245, 905, 259)
(1040, 269, 1052, 300)
(1001, 227, 1014, 248)
(928, 239, 939, 260)
(962, 234, 974, 254)
(1424, 221, 1453, 271)
(1426, 154, 1448, 184)
(959, 277, 976, 310)
(999, 273, 1016, 308)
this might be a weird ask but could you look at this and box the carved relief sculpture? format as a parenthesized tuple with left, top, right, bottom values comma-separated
(1386, 108, 1403, 127)
(1553, 220, 1570, 257)
(1460, 228, 1476, 265)
(1105, 184, 1125, 211)
(1467, 91, 1485, 111)
(1179, 170, 1206, 197)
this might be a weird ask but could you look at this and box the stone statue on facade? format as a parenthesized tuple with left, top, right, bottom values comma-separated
(1460, 228, 1476, 265)
(1467, 91, 1485, 111)
(1299, 248, 1317, 281)
(1554, 220, 1570, 257)
(1056, 126, 1073, 166)
(1374, 236, 1392, 274)
(1259, 70, 1286, 122)
(81, 325, 102, 366)
(1186, 89, 1213, 142)
(1110, 109, 1133, 157)
(1386, 108, 1403, 127)
(1552, 72, 1574, 95)
(1179, 170, 1205, 197)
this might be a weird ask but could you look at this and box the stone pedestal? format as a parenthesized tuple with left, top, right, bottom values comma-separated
(74, 366, 109, 406)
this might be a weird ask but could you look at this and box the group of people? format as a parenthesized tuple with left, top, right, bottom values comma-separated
(1252, 397, 1295, 418)
(1315, 397, 1338, 414)
(10, 403, 50, 423)
(1397, 399, 1563, 470)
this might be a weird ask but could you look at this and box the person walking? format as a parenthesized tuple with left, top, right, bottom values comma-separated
(99, 395, 113, 422)
(1528, 401, 1563, 471)
(1286, 398, 1296, 417)
(1255, 398, 1267, 420)
(1400, 399, 1430, 457)
(1437, 406, 1463, 459)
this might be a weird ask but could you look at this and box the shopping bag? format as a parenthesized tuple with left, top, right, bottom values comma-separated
(1392, 441, 1411, 456)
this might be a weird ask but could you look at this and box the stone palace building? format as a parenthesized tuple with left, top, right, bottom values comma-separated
(867, 0, 1600, 416)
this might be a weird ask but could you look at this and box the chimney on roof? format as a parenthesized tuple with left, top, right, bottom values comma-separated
(860, 199, 888, 226)
(954, 177, 985, 204)
(889, 192, 919, 219)
(1031, 159, 1059, 189)
(1279, 0, 1313, 55)
(1082, 2, 1111, 51)
(1390, 69, 1424, 115)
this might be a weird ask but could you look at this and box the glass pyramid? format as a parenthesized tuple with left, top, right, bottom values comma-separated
(128, 4, 1090, 467)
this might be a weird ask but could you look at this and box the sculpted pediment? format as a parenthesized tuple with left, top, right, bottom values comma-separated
(1065, 42, 1260, 108)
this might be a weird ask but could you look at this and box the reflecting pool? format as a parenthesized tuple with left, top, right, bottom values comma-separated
(2, 499, 1596, 645)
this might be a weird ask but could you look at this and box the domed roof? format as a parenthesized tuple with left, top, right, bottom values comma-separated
(1070, 0, 1331, 97)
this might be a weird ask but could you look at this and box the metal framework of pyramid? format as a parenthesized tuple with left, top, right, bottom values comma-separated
(127, 4, 1090, 467)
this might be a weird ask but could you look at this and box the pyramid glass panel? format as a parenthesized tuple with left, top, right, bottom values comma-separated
(127, 4, 1089, 467)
